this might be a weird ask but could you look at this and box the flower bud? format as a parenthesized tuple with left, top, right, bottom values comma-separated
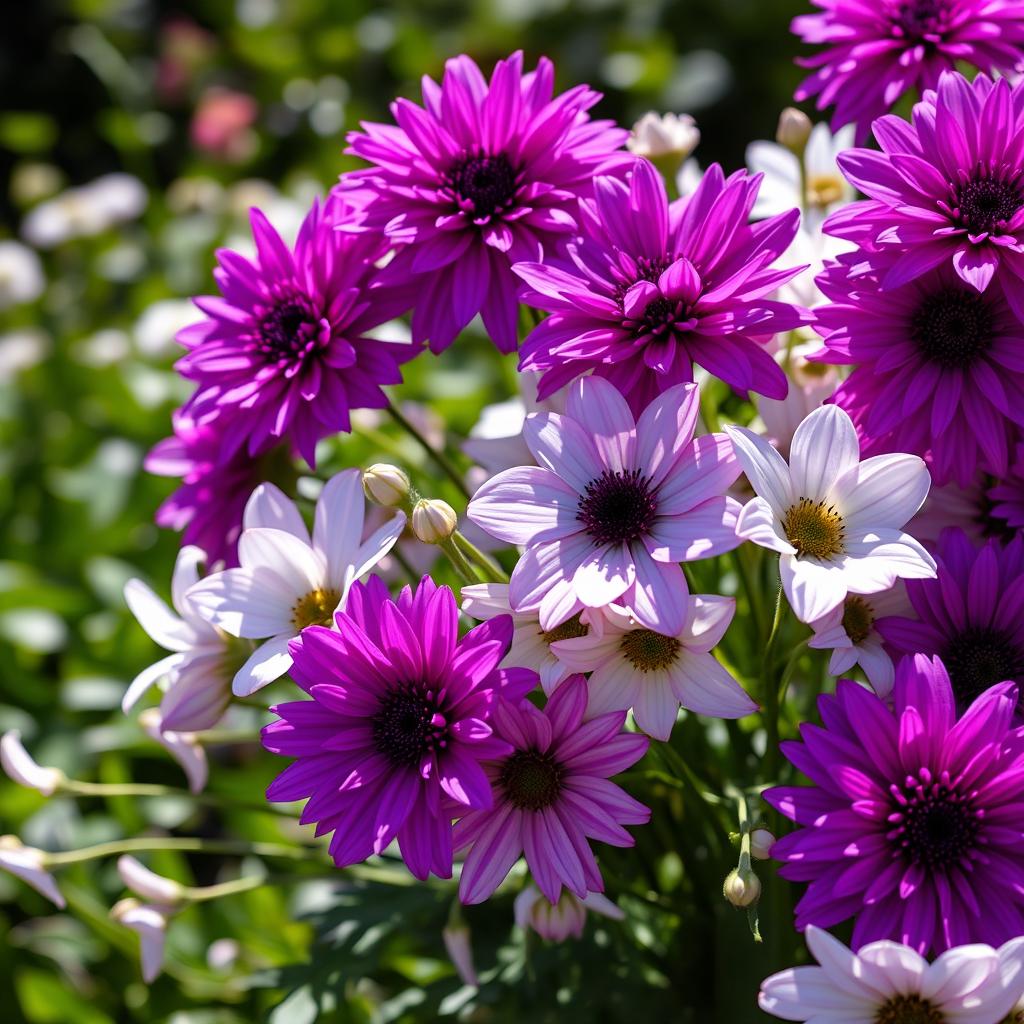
(442, 924, 479, 987)
(0, 835, 65, 908)
(363, 464, 411, 507)
(723, 867, 762, 908)
(627, 112, 700, 162)
(776, 107, 812, 152)
(0, 730, 65, 796)
(117, 855, 184, 906)
(111, 898, 171, 983)
(139, 709, 208, 794)
(411, 498, 457, 544)
(750, 828, 776, 860)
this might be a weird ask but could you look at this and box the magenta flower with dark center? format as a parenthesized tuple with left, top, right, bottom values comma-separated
(876, 528, 1024, 715)
(261, 576, 537, 880)
(342, 51, 628, 354)
(811, 252, 1024, 486)
(827, 72, 1024, 304)
(791, 0, 1024, 143)
(767, 653, 1024, 954)
(175, 194, 418, 468)
(516, 158, 809, 415)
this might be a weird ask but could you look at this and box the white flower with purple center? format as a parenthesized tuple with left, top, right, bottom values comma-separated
(725, 404, 936, 623)
(467, 376, 742, 636)
(187, 469, 405, 696)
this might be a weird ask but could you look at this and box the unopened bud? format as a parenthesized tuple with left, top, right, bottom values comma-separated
(0, 731, 65, 796)
(723, 867, 762, 908)
(442, 924, 479, 987)
(750, 828, 776, 860)
(776, 107, 812, 152)
(627, 112, 700, 162)
(117, 855, 184, 906)
(363, 464, 411, 507)
(411, 498, 457, 544)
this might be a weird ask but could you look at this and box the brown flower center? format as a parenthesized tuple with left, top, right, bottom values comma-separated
(783, 497, 845, 559)
(619, 629, 681, 672)
(874, 993, 945, 1024)
(291, 587, 341, 630)
(841, 595, 874, 645)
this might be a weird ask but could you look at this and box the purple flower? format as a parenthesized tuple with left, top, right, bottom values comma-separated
(176, 194, 417, 468)
(767, 653, 1024, 954)
(261, 576, 536, 880)
(791, 1, 1024, 143)
(516, 159, 808, 415)
(812, 252, 1024, 486)
(343, 51, 627, 354)
(828, 72, 1024, 303)
(146, 413, 279, 568)
(876, 528, 1024, 714)
(466, 375, 742, 636)
(988, 441, 1024, 531)
(454, 675, 649, 904)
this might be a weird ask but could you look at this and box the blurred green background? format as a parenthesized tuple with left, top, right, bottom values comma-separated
(0, 1, 811, 1021)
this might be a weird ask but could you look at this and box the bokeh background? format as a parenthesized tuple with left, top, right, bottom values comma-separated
(1, 1, 809, 1020)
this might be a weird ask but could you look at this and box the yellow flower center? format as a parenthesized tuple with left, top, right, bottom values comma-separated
(291, 587, 341, 631)
(619, 629, 681, 672)
(783, 497, 845, 560)
(805, 173, 845, 209)
(541, 613, 589, 645)
(874, 994, 945, 1024)
(841, 595, 874, 645)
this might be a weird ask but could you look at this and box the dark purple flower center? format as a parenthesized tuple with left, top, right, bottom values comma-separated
(499, 749, 563, 811)
(940, 626, 1024, 708)
(576, 469, 658, 546)
(257, 298, 320, 362)
(893, 0, 946, 38)
(448, 153, 517, 221)
(956, 176, 1024, 235)
(874, 994, 944, 1024)
(612, 255, 671, 301)
(841, 596, 875, 646)
(372, 687, 445, 768)
(890, 772, 980, 870)
(910, 288, 994, 369)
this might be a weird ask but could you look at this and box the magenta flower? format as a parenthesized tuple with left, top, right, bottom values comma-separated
(261, 576, 537, 880)
(767, 653, 1024, 954)
(876, 528, 1024, 714)
(467, 376, 742, 636)
(828, 72, 1024, 303)
(176, 194, 417, 468)
(791, 0, 1024, 142)
(343, 51, 628, 354)
(516, 159, 808, 415)
(812, 252, 1024, 485)
(454, 675, 649, 904)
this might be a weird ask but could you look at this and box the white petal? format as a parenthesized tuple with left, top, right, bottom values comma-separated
(858, 941, 929, 996)
(460, 583, 512, 619)
(0, 731, 64, 795)
(843, 531, 937, 592)
(352, 510, 406, 582)
(244, 481, 309, 540)
(124, 578, 192, 652)
(123, 652, 186, 712)
(857, 641, 894, 697)
(170, 545, 207, 613)
(834, 453, 931, 532)
(584, 659, 641, 718)
(723, 425, 793, 516)
(117, 856, 183, 905)
(313, 469, 365, 583)
(921, 945, 999, 1007)
(238, 528, 324, 595)
(789, 405, 860, 501)
(681, 595, 735, 653)
(670, 653, 758, 719)
(632, 672, 681, 740)
(232, 634, 294, 696)
(736, 496, 796, 555)
(549, 631, 621, 673)
(781, 556, 848, 623)
(187, 567, 294, 638)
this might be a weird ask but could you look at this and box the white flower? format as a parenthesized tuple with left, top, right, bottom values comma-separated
(22, 173, 147, 248)
(0, 836, 65, 908)
(187, 469, 405, 696)
(111, 898, 172, 983)
(117, 856, 184, 906)
(124, 545, 234, 733)
(133, 299, 196, 358)
(759, 926, 1024, 1024)
(808, 584, 911, 697)
(460, 582, 599, 693)
(726, 405, 936, 624)
(550, 598, 756, 740)
(514, 885, 623, 943)
(626, 112, 700, 161)
(0, 730, 64, 795)
(139, 708, 208, 794)
(0, 329, 50, 383)
(0, 241, 44, 309)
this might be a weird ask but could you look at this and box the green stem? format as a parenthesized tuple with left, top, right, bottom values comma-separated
(725, 784, 763, 944)
(730, 547, 765, 643)
(45, 837, 325, 867)
(439, 537, 480, 585)
(387, 402, 470, 500)
(452, 531, 509, 584)
(182, 875, 268, 902)
(761, 586, 786, 782)
(60, 780, 292, 816)
(777, 639, 809, 705)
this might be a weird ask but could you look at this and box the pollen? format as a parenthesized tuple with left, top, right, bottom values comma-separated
(291, 587, 341, 630)
(782, 497, 845, 560)
(619, 629, 681, 672)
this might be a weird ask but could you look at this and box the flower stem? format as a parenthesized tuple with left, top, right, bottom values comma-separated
(386, 402, 470, 500)
(761, 586, 786, 782)
(182, 875, 268, 902)
(44, 837, 325, 867)
(60, 779, 293, 817)
(439, 537, 480, 585)
(452, 531, 509, 584)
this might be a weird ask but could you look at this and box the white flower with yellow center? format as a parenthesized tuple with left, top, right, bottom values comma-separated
(726, 405, 936, 624)
(187, 469, 405, 696)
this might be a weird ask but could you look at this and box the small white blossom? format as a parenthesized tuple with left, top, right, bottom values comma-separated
(0, 241, 44, 309)
(0, 730, 64, 795)
(0, 836, 65, 908)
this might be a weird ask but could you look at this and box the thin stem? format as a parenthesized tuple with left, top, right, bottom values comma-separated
(386, 402, 470, 500)
(452, 531, 509, 584)
(60, 780, 293, 817)
(45, 837, 325, 867)
(725, 784, 763, 944)
(730, 547, 765, 643)
(183, 875, 268, 902)
(761, 585, 786, 783)
(777, 639, 809, 705)
(439, 537, 480, 584)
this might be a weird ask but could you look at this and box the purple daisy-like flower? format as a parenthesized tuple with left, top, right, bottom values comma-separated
(812, 251, 1024, 485)
(767, 653, 1024, 954)
(466, 375, 742, 636)
(176, 194, 417, 468)
(791, 0, 1024, 143)
(876, 528, 1024, 714)
(261, 575, 537, 880)
(516, 158, 808, 415)
(828, 72, 1024, 302)
(454, 675, 649, 904)
(343, 50, 628, 354)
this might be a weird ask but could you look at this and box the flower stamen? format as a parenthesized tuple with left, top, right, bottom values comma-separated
(782, 497, 845, 559)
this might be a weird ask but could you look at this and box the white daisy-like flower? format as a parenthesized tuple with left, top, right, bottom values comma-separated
(22, 173, 147, 249)
(0, 240, 44, 310)
(187, 469, 405, 696)
(124, 545, 235, 732)
(514, 884, 624, 943)
(549, 598, 757, 740)
(626, 111, 700, 162)
(459, 582, 600, 694)
(759, 926, 1024, 1024)
(808, 584, 911, 697)
(725, 405, 936, 624)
